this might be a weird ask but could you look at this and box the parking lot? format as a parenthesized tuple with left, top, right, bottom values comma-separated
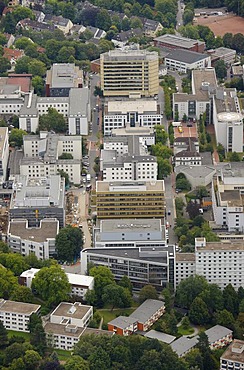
(173, 122, 198, 139)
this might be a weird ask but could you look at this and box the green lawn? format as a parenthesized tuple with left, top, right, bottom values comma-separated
(177, 325, 194, 336)
(7, 330, 30, 341)
(97, 308, 136, 325)
(54, 348, 72, 361)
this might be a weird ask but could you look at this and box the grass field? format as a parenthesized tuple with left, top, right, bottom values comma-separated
(177, 325, 195, 336)
(54, 349, 72, 361)
(97, 308, 136, 325)
(7, 330, 30, 340)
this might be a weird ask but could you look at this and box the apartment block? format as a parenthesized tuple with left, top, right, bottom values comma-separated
(220, 340, 244, 370)
(0, 300, 40, 332)
(212, 163, 244, 232)
(19, 133, 82, 184)
(94, 218, 167, 248)
(100, 50, 159, 97)
(104, 99, 162, 136)
(95, 180, 165, 219)
(111, 127, 155, 146)
(175, 253, 196, 286)
(174, 137, 202, 167)
(81, 245, 175, 291)
(195, 237, 244, 290)
(44, 302, 93, 350)
(0, 127, 9, 181)
(101, 135, 157, 181)
(8, 218, 59, 259)
(45, 63, 83, 97)
(9, 176, 65, 228)
(19, 268, 94, 299)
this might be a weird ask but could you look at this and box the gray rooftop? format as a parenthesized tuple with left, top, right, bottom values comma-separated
(165, 49, 209, 64)
(221, 162, 244, 179)
(100, 219, 162, 233)
(108, 315, 137, 329)
(9, 218, 59, 242)
(0, 300, 40, 314)
(171, 336, 198, 356)
(210, 47, 236, 57)
(154, 34, 204, 48)
(51, 302, 92, 320)
(46, 63, 83, 89)
(144, 330, 176, 344)
(205, 325, 232, 344)
(175, 165, 216, 179)
(101, 49, 158, 62)
(69, 88, 89, 116)
(130, 299, 165, 324)
(19, 93, 38, 116)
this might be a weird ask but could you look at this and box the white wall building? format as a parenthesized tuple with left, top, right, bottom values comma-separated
(0, 127, 9, 181)
(104, 99, 162, 136)
(175, 253, 196, 286)
(212, 163, 244, 232)
(20, 268, 94, 298)
(0, 300, 40, 332)
(165, 49, 211, 73)
(195, 237, 244, 290)
(8, 218, 59, 259)
(20, 132, 82, 184)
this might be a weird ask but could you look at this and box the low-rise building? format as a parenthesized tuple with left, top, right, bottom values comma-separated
(94, 219, 167, 248)
(165, 49, 211, 73)
(19, 268, 94, 298)
(205, 325, 232, 350)
(174, 137, 199, 155)
(81, 245, 175, 291)
(174, 165, 216, 188)
(207, 47, 236, 65)
(0, 300, 40, 332)
(44, 302, 93, 350)
(108, 316, 138, 336)
(154, 34, 205, 53)
(171, 336, 198, 357)
(174, 137, 202, 167)
(104, 99, 162, 136)
(101, 135, 157, 181)
(95, 180, 165, 219)
(8, 218, 59, 259)
(9, 175, 65, 228)
(111, 127, 155, 146)
(19, 133, 82, 184)
(220, 339, 244, 370)
(143, 19, 163, 37)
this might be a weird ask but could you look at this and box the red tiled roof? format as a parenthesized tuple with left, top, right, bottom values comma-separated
(7, 74, 32, 93)
(3, 48, 24, 61)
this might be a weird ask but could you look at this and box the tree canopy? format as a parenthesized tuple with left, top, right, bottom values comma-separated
(39, 108, 66, 133)
(55, 225, 83, 263)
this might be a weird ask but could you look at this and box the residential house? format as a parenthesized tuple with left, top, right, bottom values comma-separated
(108, 316, 138, 336)
(143, 19, 163, 37)
(3, 48, 24, 66)
(3, 33, 15, 48)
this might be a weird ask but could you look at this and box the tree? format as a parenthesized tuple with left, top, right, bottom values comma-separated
(9, 128, 27, 147)
(183, 9, 194, 25)
(0, 253, 29, 275)
(29, 314, 46, 355)
(0, 56, 10, 73)
(223, 284, 239, 317)
(130, 17, 143, 29)
(32, 76, 44, 96)
(25, 44, 39, 59)
(215, 309, 235, 329)
(94, 86, 103, 97)
(150, 143, 172, 159)
(58, 153, 73, 160)
(39, 108, 66, 133)
(10, 285, 34, 303)
(10, 357, 26, 370)
(89, 266, 115, 306)
(0, 320, 8, 348)
(4, 342, 26, 365)
(228, 151, 240, 162)
(232, 33, 244, 54)
(199, 284, 223, 314)
(214, 59, 227, 79)
(196, 186, 208, 200)
(162, 287, 172, 313)
(196, 332, 218, 370)
(96, 9, 111, 31)
(0, 267, 18, 299)
(102, 284, 132, 310)
(139, 285, 158, 304)
(89, 347, 111, 370)
(55, 225, 83, 263)
(24, 350, 41, 370)
(58, 46, 76, 63)
(158, 158, 172, 179)
(186, 201, 200, 219)
(184, 348, 203, 370)
(64, 356, 90, 370)
(175, 275, 208, 309)
(57, 169, 69, 187)
(189, 297, 210, 325)
(31, 265, 71, 307)
(12, 6, 34, 22)
(28, 59, 46, 77)
(176, 177, 191, 191)
(118, 275, 133, 294)
(223, 32, 233, 48)
(15, 37, 34, 50)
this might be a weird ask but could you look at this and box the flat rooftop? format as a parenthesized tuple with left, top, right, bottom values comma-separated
(0, 300, 40, 314)
(51, 302, 92, 319)
(196, 242, 244, 251)
(44, 322, 84, 337)
(48, 63, 83, 88)
(221, 162, 244, 179)
(166, 48, 209, 64)
(192, 68, 217, 100)
(69, 88, 89, 116)
(215, 88, 240, 116)
(96, 180, 165, 193)
(176, 253, 196, 262)
(111, 127, 154, 136)
(100, 219, 162, 233)
(102, 49, 158, 62)
(219, 189, 244, 207)
(107, 99, 157, 114)
(221, 340, 244, 363)
(9, 218, 59, 242)
(0, 127, 8, 159)
(154, 33, 204, 48)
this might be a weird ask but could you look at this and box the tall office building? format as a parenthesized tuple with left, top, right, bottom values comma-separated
(100, 50, 159, 97)
(95, 180, 165, 219)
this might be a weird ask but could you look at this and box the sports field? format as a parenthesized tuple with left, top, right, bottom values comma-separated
(196, 14, 244, 36)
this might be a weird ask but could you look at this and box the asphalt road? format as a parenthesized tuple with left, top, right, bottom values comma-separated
(176, 0, 184, 30)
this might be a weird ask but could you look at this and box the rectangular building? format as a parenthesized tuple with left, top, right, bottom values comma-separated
(8, 218, 59, 259)
(0, 300, 40, 332)
(94, 218, 167, 248)
(165, 49, 211, 73)
(46, 63, 83, 97)
(220, 340, 244, 370)
(95, 180, 165, 219)
(0, 127, 9, 181)
(81, 245, 175, 291)
(154, 34, 205, 53)
(9, 176, 65, 228)
(175, 253, 196, 286)
(104, 99, 162, 135)
(100, 50, 159, 97)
